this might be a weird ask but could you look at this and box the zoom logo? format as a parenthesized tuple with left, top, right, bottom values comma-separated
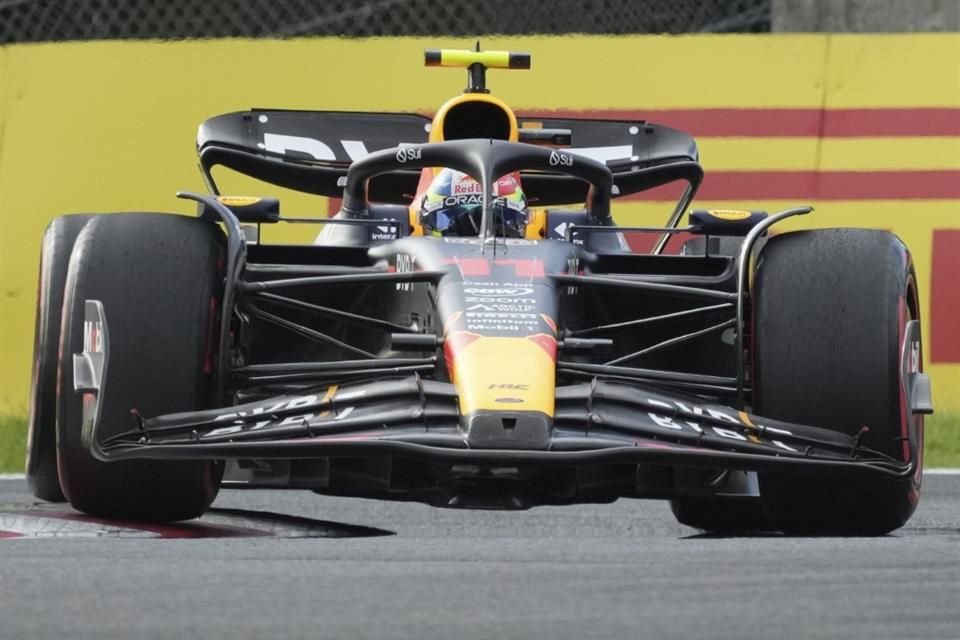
(463, 288, 534, 297)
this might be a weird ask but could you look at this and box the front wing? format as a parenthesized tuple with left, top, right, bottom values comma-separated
(77, 300, 913, 480)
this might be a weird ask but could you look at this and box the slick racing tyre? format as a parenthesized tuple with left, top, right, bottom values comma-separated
(671, 496, 773, 534)
(26, 214, 96, 503)
(57, 213, 223, 521)
(753, 229, 923, 535)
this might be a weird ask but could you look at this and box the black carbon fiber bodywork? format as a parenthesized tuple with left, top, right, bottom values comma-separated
(69, 137, 926, 510)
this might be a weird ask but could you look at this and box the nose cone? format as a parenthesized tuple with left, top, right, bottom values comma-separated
(445, 334, 557, 416)
(462, 411, 552, 450)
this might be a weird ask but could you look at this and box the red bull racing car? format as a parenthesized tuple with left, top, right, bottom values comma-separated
(26, 48, 932, 534)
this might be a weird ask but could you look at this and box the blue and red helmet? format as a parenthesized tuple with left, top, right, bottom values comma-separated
(419, 169, 529, 237)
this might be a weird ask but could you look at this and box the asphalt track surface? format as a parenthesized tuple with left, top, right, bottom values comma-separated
(2, 476, 959, 640)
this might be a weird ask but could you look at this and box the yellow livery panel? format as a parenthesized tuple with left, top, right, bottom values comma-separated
(445, 333, 556, 416)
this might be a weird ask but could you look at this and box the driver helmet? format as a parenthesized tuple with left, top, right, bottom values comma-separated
(419, 169, 529, 238)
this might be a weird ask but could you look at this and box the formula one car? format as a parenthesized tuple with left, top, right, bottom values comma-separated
(27, 48, 932, 534)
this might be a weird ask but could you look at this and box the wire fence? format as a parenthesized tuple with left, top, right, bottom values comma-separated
(0, 0, 771, 43)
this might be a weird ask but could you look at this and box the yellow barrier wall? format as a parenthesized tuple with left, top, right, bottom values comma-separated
(1, 36, 958, 413)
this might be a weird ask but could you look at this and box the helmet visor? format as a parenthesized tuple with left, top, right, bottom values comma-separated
(423, 196, 526, 237)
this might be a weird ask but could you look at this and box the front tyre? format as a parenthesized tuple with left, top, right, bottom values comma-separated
(753, 229, 923, 535)
(26, 214, 96, 502)
(57, 213, 223, 521)
(671, 496, 773, 534)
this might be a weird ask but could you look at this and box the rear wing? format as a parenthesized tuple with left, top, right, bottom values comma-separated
(197, 109, 702, 207)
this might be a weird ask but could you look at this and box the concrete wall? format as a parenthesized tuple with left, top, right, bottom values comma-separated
(0, 35, 958, 414)
(774, 0, 960, 31)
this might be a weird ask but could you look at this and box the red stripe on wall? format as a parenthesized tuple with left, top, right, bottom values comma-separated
(624, 231, 697, 255)
(622, 170, 960, 202)
(327, 197, 342, 217)
(931, 230, 960, 364)
(444, 258, 491, 276)
(821, 109, 960, 138)
(522, 108, 960, 138)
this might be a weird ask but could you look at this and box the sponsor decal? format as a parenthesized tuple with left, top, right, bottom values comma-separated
(465, 313, 540, 332)
(261, 133, 416, 163)
(494, 173, 523, 195)
(424, 192, 523, 213)
(260, 132, 630, 167)
(206, 389, 336, 438)
(455, 284, 550, 332)
(262, 133, 336, 161)
(551, 222, 585, 245)
(462, 287, 535, 297)
(371, 225, 397, 241)
(217, 195, 261, 207)
(549, 150, 574, 167)
(395, 145, 422, 163)
(488, 383, 529, 390)
(466, 312, 537, 319)
(395, 254, 416, 271)
(466, 303, 536, 313)
(257, 132, 633, 169)
(645, 397, 797, 451)
(454, 181, 483, 195)
(465, 292, 536, 307)
(205, 413, 316, 437)
(441, 194, 483, 208)
(569, 144, 633, 164)
(553, 222, 572, 237)
(707, 209, 752, 221)
(395, 254, 416, 291)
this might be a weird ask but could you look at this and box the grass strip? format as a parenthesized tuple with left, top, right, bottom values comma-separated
(923, 412, 960, 469)
(0, 414, 27, 474)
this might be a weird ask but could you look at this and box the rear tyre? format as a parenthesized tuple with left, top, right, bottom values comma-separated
(57, 213, 223, 521)
(753, 229, 922, 535)
(26, 214, 96, 502)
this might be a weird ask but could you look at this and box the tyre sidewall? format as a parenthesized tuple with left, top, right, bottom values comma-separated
(753, 229, 920, 534)
(26, 214, 96, 502)
(56, 213, 223, 521)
